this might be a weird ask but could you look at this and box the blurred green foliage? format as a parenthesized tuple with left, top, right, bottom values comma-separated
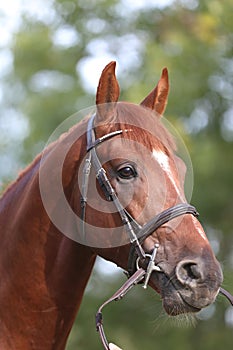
(1, 0, 233, 348)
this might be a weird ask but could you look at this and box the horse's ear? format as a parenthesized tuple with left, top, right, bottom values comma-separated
(140, 68, 169, 116)
(95, 61, 120, 123)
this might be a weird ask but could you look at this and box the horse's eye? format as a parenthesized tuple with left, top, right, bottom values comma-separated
(117, 165, 137, 179)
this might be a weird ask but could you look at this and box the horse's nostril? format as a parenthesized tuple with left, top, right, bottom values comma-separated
(176, 260, 203, 285)
(185, 263, 201, 279)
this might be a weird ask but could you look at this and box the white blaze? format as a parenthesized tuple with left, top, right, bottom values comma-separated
(191, 215, 208, 241)
(152, 149, 207, 241)
(152, 149, 184, 200)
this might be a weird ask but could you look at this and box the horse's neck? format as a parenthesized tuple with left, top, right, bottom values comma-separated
(0, 153, 96, 349)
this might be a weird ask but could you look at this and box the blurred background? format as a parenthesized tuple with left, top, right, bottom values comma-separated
(0, 0, 233, 349)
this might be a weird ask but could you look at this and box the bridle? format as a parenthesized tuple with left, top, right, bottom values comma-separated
(80, 113, 233, 350)
(81, 114, 199, 275)
(80, 113, 197, 348)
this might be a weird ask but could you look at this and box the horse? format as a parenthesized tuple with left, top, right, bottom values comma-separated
(0, 61, 224, 349)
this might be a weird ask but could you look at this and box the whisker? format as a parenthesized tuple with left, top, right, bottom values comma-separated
(150, 307, 169, 334)
(166, 310, 197, 329)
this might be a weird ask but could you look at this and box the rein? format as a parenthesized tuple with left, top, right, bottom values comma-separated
(80, 114, 233, 350)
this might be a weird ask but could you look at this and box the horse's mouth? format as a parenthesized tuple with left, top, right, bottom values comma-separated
(149, 271, 212, 316)
(162, 289, 202, 316)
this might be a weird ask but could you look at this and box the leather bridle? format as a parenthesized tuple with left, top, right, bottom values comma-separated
(80, 114, 233, 350)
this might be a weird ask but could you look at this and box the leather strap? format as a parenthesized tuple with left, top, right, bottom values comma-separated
(220, 287, 233, 306)
(95, 268, 146, 350)
(127, 203, 199, 276)
(136, 204, 199, 241)
(82, 115, 146, 260)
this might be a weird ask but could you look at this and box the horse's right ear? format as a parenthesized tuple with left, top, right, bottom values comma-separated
(95, 61, 120, 123)
(140, 68, 169, 116)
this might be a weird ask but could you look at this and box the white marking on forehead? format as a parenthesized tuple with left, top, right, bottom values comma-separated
(152, 149, 184, 200)
(152, 149, 170, 172)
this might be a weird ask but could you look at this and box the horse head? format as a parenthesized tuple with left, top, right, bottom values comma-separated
(83, 61, 223, 317)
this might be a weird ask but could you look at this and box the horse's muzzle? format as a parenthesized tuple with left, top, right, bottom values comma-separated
(151, 255, 223, 316)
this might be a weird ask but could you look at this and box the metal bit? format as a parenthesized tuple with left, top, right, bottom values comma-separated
(143, 244, 161, 289)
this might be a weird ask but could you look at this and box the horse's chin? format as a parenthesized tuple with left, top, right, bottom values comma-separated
(162, 291, 201, 316)
(149, 272, 208, 316)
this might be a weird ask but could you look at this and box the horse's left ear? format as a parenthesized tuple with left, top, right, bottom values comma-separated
(140, 68, 169, 116)
(95, 61, 120, 123)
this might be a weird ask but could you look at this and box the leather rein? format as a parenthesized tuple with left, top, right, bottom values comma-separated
(80, 114, 233, 350)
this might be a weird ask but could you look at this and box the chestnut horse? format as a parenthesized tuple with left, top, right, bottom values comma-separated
(0, 62, 223, 349)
